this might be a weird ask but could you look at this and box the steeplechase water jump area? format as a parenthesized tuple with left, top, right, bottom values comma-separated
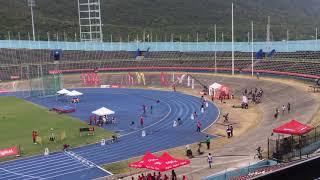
(0, 87, 219, 180)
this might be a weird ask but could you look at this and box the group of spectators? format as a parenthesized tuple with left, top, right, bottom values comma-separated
(71, 97, 80, 103)
(244, 87, 264, 104)
(132, 170, 186, 180)
(32, 128, 56, 144)
(88, 115, 116, 126)
(274, 102, 291, 119)
(185, 135, 211, 158)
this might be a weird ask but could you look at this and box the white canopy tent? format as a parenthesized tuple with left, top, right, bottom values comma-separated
(57, 89, 71, 95)
(92, 107, 115, 116)
(209, 82, 222, 96)
(67, 90, 83, 97)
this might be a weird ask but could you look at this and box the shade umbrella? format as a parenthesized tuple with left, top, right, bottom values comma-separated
(145, 152, 190, 172)
(128, 152, 158, 168)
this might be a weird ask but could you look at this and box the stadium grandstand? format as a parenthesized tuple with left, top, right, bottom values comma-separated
(0, 41, 319, 82)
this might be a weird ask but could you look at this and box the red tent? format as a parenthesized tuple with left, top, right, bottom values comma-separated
(129, 152, 158, 168)
(272, 120, 313, 136)
(145, 152, 190, 172)
(215, 85, 231, 99)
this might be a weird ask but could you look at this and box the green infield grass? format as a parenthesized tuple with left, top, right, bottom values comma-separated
(0, 96, 112, 160)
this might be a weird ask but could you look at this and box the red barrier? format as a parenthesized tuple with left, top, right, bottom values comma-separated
(10, 76, 20, 80)
(0, 146, 19, 158)
(81, 72, 101, 87)
(160, 72, 169, 86)
(0, 89, 9, 93)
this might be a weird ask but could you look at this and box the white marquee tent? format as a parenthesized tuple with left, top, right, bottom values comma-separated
(92, 107, 115, 116)
(67, 90, 83, 97)
(209, 82, 222, 96)
(57, 89, 71, 95)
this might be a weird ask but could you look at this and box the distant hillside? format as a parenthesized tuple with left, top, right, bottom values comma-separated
(0, 0, 320, 41)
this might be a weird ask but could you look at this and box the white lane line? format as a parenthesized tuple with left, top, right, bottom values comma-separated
(98, 96, 218, 166)
(72, 94, 174, 154)
(64, 151, 113, 176)
(7, 160, 86, 177)
(93, 97, 208, 159)
(73, 97, 184, 158)
(179, 157, 252, 177)
(119, 96, 173, 137)
(202, 101, 220, 133)
(0, 152, 65, 167)
(41, 167, 93, 180)
(0, 167, 43, 180)
(73, 101, 182, 160)
(73, 104, 174, 155)
(96, 165, 113, 176)
(2, 155, 78, 171)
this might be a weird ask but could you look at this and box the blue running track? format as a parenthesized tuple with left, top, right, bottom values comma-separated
(0, 89, 219, 179)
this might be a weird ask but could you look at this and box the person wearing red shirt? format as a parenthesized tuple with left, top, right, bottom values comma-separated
(196, 121, 202, 132)
(164, 174, 169, 180)
(32, 130, 38, 144)
(94, 116, 97, 125)
(157, 172, 162, 180)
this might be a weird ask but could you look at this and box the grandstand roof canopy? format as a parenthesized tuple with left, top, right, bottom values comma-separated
(273, 120, 313, 136)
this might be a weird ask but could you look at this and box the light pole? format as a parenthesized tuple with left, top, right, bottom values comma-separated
(251, 21, 254, 77)
(28, 0, 36, 41)
(214, 24, 217, 73)
(231, 3, 234, 75)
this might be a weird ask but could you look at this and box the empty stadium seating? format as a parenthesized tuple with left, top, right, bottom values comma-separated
(0, 49, 319, 81)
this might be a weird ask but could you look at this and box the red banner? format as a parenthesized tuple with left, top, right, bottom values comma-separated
(0, 146, 19, 158)
(48, 70, 62, 75)
(10, 75, 20, 80)
(111, 85, 120, 88)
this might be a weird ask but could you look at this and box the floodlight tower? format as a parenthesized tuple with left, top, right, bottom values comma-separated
(28, 0, 36, 41)
(78, 0, 103, 42)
